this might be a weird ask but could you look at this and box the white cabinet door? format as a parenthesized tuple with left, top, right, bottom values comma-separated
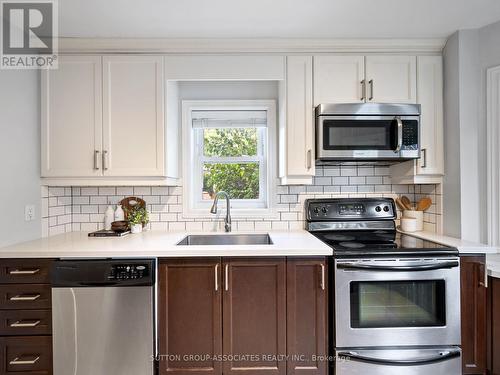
(102, 56, 165, 177)
(279, 56, 314, 184)
(41, 55, 102, 177)
(365, 55, 417, 103)
(416, 55, 444, 175)
(313, 55, 365, 105)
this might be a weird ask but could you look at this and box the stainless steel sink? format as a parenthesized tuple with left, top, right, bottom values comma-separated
(177, 234, 273, 246)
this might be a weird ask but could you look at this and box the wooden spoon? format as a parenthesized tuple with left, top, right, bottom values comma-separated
(395, 198, 407, 211)
(400, 196, 413, 210)
(416, 197, 432, 211)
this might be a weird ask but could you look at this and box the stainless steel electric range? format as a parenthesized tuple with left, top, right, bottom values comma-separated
(305, 197, 462, 375)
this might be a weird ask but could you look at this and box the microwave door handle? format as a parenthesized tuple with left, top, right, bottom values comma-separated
(394, 116, 403, 153)
(337, 260, 459, 272)
(337, 349, 461, 366)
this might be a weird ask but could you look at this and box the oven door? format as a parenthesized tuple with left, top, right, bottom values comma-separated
(334, 257, 461, 348)
(316, 115, 419, 160)
(335, 347, 461, 375)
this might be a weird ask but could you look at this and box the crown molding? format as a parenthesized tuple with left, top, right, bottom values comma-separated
(58, 37, 446, 54)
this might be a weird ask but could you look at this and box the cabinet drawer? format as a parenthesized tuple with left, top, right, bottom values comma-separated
(0, 336, 52, 374)
(0, 286, 51, 310)
(0, 260, 52, 284)
(0, 310, 51, 336)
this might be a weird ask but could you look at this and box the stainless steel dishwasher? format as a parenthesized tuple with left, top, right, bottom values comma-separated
(51, 259, 156, 375)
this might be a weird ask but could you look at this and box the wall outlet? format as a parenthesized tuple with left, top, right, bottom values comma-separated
(25, 205, 35, 221)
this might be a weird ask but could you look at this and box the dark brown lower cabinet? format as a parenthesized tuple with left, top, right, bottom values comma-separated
(461, 255, 487, 375)
(158, 258, 222, 375)
(286, 259, 327, 375)
(487, 276, 500, 375)
(223, 258, 286, 375)
(158, 257, 327, 375)
(0, 336, 52, 375)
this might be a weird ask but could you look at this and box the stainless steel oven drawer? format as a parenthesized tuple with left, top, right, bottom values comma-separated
(335, 347, 461, 375)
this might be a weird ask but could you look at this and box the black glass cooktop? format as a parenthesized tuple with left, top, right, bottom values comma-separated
(311, 230, 459, 257)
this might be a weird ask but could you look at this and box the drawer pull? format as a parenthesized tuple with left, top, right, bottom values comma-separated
(10, 294, 41, 301)
(9, 356, 40, 365)
(10, 320, 41, 328)
(9, 269, 40, 275)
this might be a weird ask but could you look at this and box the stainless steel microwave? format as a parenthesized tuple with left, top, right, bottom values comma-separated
(315, 103, 421, 163)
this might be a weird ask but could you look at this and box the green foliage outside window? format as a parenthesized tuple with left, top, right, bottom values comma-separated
(203, 128, 261, 200)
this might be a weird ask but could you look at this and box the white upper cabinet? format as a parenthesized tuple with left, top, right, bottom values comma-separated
(279, 56, 314, 184)
(102, 56, 165, 177)
(389, 55, 444, 183)
(313, 55, 365, 105)
(41, 56, 103, 177)
(365, 55, 417, 103)
(416, 55, 444, 175)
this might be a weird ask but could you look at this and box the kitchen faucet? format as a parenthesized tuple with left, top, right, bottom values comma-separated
(210, 191, 232, 232)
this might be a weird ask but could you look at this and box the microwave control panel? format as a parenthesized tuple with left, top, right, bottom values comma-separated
(401, 121, 419, 150)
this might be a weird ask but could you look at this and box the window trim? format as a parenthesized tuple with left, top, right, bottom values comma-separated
(182, 100, 278, 219)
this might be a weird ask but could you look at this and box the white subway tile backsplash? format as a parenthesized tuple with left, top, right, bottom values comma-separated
(42, 166, 442, 237)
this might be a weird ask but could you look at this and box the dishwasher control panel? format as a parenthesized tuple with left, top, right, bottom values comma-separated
(109, 264, 149, 280)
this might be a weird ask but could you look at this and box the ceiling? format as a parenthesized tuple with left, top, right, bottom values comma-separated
(59, 0, 500, 39)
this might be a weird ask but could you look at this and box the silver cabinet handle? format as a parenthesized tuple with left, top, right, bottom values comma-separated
(421, 148, 427, 168)
(102, 150, 109, 170)
(10, 294, 41, 301)
(94, 150, 100, 170)
(320, 264, 325, 290)
(394, 116, 403, 153)
(307, 149, 312, 170)
(10, 320, 41, 328)
(368, 79, 374, 101)
(9, 356, 40, 365)
(360, 79, 366, 101)
(214, 264, 219, 291)
(9, 269, 40, 275)
(225, 264, 229, 291)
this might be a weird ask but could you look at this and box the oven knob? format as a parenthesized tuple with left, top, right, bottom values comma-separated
(383, 206, 390, 212)
(375, 206, 381, 212)
(321, 207, 328, 214)
(313, 207, 320, 214)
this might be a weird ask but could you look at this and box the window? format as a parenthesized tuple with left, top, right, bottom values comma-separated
(182, 100, 276, 217)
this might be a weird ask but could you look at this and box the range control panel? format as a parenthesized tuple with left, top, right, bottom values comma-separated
(306, 198, 396, 221)
(108, 264, 149, 280)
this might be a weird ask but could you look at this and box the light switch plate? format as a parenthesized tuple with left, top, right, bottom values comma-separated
(25, 205, 35, 221)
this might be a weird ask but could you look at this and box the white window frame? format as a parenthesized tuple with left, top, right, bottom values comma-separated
(182, 100, 277, 219)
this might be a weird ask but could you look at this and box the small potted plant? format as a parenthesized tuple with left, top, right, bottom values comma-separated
(127, 206, 149, 234)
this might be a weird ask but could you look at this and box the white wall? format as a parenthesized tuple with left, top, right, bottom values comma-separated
(443, 19, 500, 243)
(0, 70, 41, 247)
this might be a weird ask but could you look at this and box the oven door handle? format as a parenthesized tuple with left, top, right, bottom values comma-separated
(337, 260, 459, 272)
(393, 116, 403, 153)
(337, 349, 461, 366)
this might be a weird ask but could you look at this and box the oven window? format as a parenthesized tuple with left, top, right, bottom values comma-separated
(350, 280, 446, 328)
(323, 120, 395, 150)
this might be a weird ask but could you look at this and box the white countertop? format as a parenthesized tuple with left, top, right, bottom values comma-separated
(397, 228, 499, 254)
(0, 230, 332, 258)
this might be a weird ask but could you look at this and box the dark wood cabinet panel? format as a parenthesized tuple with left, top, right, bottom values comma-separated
(0, 335, 52, 375)
(286, 258, 327, 375)
(487, 276, 500, 375)
(461, 255, 487, 375)
(0, 260, 52, 284)
(158, 258, 222, 375)
(0, 310, 51, 336)
(0, 285, 51, 310)
(222, 258, 286, 375)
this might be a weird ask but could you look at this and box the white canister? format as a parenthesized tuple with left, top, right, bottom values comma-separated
(403, 210, 424, 231)
(114, 204, 125, 221)
(401, 217, 418, 232)
(104, 206, 114, 231)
